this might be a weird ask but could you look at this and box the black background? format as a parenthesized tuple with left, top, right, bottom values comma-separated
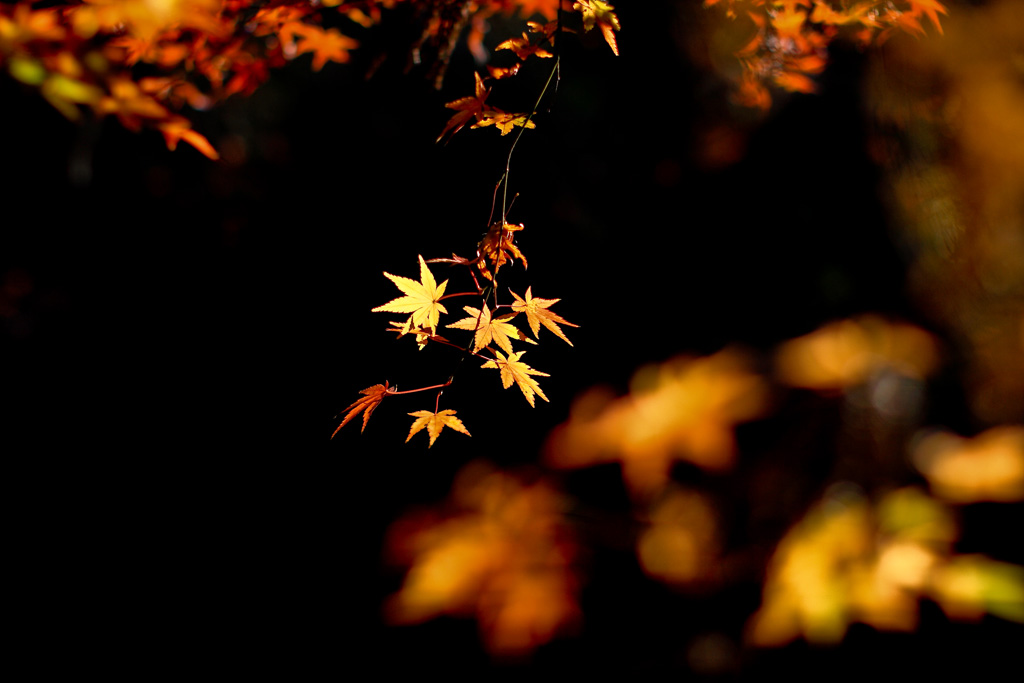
(3, 0, 1020, 677)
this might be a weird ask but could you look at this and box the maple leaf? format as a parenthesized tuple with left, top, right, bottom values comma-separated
(158, 116, 220, 160)
(496, 32, 553, 60)
(487, 63, 521, 80)
(528, 20, 570, 45)
(437, 72, 490, 143)
(907, 0, 948, 35)
(482, 350, 550, 407)
(406, 409, 471, 447)
(473, 110, 537, 136)
(477, 222, 527, 280)
(332, 381, 389, 438)
(510, 287, 578, 346)
(291, 24, 358, 71)
(447, 305, 536, 355)
(385, 462, 580, 655)
(573, 0, 621, 56)
(544, 350, 769, 498)
(372, 255, 449, 335)
(387, 319, 447, 350)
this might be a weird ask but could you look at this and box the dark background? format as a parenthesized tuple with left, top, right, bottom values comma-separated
(3, 0, 1019, 677)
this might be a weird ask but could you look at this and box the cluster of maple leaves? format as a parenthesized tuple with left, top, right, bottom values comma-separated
(706, 0, 949, 108)
(0, 1, 620, 159)
(334, 221, 578, 446)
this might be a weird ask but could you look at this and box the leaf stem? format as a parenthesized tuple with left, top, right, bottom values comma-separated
(438, 291, 481, 301)
(497, 11, 563, 223)
(387, 381, 453, 396)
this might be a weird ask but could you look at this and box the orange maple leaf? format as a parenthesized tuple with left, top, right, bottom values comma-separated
(447, 305, 535, 355)
(385, 462, 580, 655)
(437, 72, 490, 143)
(496, 32, 553, 60)
(544, 349, 770, 498)
(510, 287, 578, 346)
(907, 0, 948, 35)
(158, 116, 219, 160)
(573, 0, 621, 56)
(406, 409, 472, 447)
(487, 63, 521, 80)
(332, 381, 389, 437)
(477, 222, 527, 280)
(372, 255, 449, 335)
(482, 350, 549, 407)
(290, 24, 358, 71)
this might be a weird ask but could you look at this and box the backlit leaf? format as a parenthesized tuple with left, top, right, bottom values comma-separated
(332, 382, 389, 437)
(406, 409, 471, 447)
(481, 350, 550, 407)
(372, 255, 449, 336)
(510, 286, 578, 346)
(447, 305, 535, 355)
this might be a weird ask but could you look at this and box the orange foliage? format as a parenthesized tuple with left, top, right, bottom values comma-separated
(1, 1, 616, 157)
(545, 348, 769, 499)
(745, 486, 1018, 646)
(775, 316, 940, 391)
(704, 0, 949, 109)
(913, 427, 1024, 504)
(385, 462, 581, 657)
(637, 487, 720, 587)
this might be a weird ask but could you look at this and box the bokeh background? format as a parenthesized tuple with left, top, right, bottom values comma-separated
(3, 0, 1021, 676)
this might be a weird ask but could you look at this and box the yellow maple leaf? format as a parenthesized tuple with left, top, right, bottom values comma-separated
(573, 0, 621, 55)
(511, 286, 578, 346)
(387, 319, 445, 350)
(482, 350, 549, 407)
(472, 110, 537, 136)
(372, 255, 449, 335)
(447, 305, 535, 355)
(406, 409, 471, 447)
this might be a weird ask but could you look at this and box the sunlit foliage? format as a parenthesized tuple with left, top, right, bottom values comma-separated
(748, 485, 1023, 645)
(636, 486, 721, 587)
(1, 1, 620, 157)
(775, 316, 939, 391)
(334, 226, 578, 444)
(545, 349, 769, 499)
(913, 426, 1024, 504)
(703, 0, 949, 109)
(384, 462, 581, 657)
